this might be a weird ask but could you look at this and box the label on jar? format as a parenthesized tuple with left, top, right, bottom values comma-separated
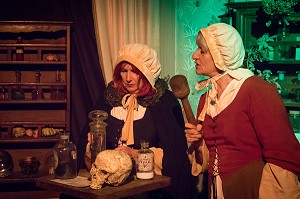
(138, 154, 153, 170)
(136, 153, 154, 179)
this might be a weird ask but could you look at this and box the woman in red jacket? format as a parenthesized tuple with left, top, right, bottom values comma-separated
(185, 23, 300, 199)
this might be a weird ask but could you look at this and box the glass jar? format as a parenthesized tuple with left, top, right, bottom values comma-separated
(0, 87, 8, 100)
(53, 131, 77, 179)
(32, 70, 44, 100)
(12, 70, 25, 100)
(89, 110, 108, 164)
(50, 70, 65, 100)
(277, 71, 286, 81)
(16, 36, 24, 61)
(136, 140, 154, 180)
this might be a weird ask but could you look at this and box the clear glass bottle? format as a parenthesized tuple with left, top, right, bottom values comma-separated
(277, 71, 286, 82)
(89, 110, 108, 165)
(136, 140, 154, 180)
(12, 70, 25, 100)
(53, 131, 77, 179)
(32, 70, 44, 100)
(50, 70, 65, 100)
(16, 36, 24, 61)
(296, 71, 300, 85)
(0, 87, 8, 100)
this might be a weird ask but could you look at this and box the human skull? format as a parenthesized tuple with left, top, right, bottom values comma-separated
(90, 150, 132, 189)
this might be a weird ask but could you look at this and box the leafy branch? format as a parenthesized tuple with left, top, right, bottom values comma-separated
(246, 33, 276, 72)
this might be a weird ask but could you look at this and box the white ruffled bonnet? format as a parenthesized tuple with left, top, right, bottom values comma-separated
(200, 23, 252, 80)
(115, 43, 161, 88)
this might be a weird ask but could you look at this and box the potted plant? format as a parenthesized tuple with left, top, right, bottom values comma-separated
(245, 33, 276, 72)
(245, 33, 282, 90)
(262, 0, 298, 27)
(256, 69, 281, 91)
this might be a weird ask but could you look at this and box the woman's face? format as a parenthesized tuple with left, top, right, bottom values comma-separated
(192, 32, 220, 77)
(120, 63, 144, 94)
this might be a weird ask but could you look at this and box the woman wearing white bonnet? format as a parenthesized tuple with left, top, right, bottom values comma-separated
(86, 43, 198, 198)
(185, 23, 300, 199)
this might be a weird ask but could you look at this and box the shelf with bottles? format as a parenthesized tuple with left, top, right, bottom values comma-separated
(0, 121, 66, 142)
(0, 21, 71, 185)
(268, 38, 300, 63)
(0, 84, 67, 103)
(0, 47, 67, 63)
(254, 68, 300, 108)
(275, 71, 300, 107)
(0, 70, 66, 103)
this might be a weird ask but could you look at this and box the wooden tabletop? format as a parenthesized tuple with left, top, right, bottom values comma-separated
(35, 171, 171, 199)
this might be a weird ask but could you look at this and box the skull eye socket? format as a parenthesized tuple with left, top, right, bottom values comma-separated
(101, 170, 108, 175)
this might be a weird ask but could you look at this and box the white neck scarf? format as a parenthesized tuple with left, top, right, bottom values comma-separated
(198, 69, 253, 121)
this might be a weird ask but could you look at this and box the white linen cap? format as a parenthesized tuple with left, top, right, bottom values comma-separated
(115, 43, 161, 88)
(200, 23, 247, 78)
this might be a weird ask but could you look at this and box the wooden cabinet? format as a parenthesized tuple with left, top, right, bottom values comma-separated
(0, 21, 71, 183)
(226, 2, 300, 110)
(225, 2, 261, 50)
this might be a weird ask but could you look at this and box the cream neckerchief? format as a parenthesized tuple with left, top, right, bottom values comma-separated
(198, 73, 226, 121)
(198, 71, 253, 121)
(121, 94, 138, 145)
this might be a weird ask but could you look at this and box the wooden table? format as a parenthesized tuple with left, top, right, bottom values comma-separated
(36, 171, 171, 199)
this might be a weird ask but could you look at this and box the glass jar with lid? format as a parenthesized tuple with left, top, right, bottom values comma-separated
(32, 70, 44, 100)
(50, 70, 65, 100)
(12, 70, 25, 100)
(89, 110, 108, 165)
(53, 131, 77, 179)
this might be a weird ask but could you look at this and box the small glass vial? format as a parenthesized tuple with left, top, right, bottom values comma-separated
(32, 70, 44, 100)
(277, 71, 286, 81)
(89, 110, 108, 164)
(0, 87, 8, 100)
(136, 140, 154, 180)
(53, 131, 77, 179)
(50, 70, 65, 100)
(12, 70, 25, 100)
(16, 36, 24, 61)
(296, 71, 300, 85)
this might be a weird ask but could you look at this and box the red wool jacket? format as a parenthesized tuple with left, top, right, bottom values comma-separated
(197, 75, 300, 180)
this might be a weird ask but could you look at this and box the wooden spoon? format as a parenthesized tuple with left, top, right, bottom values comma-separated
(169, 75, 197, 125)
